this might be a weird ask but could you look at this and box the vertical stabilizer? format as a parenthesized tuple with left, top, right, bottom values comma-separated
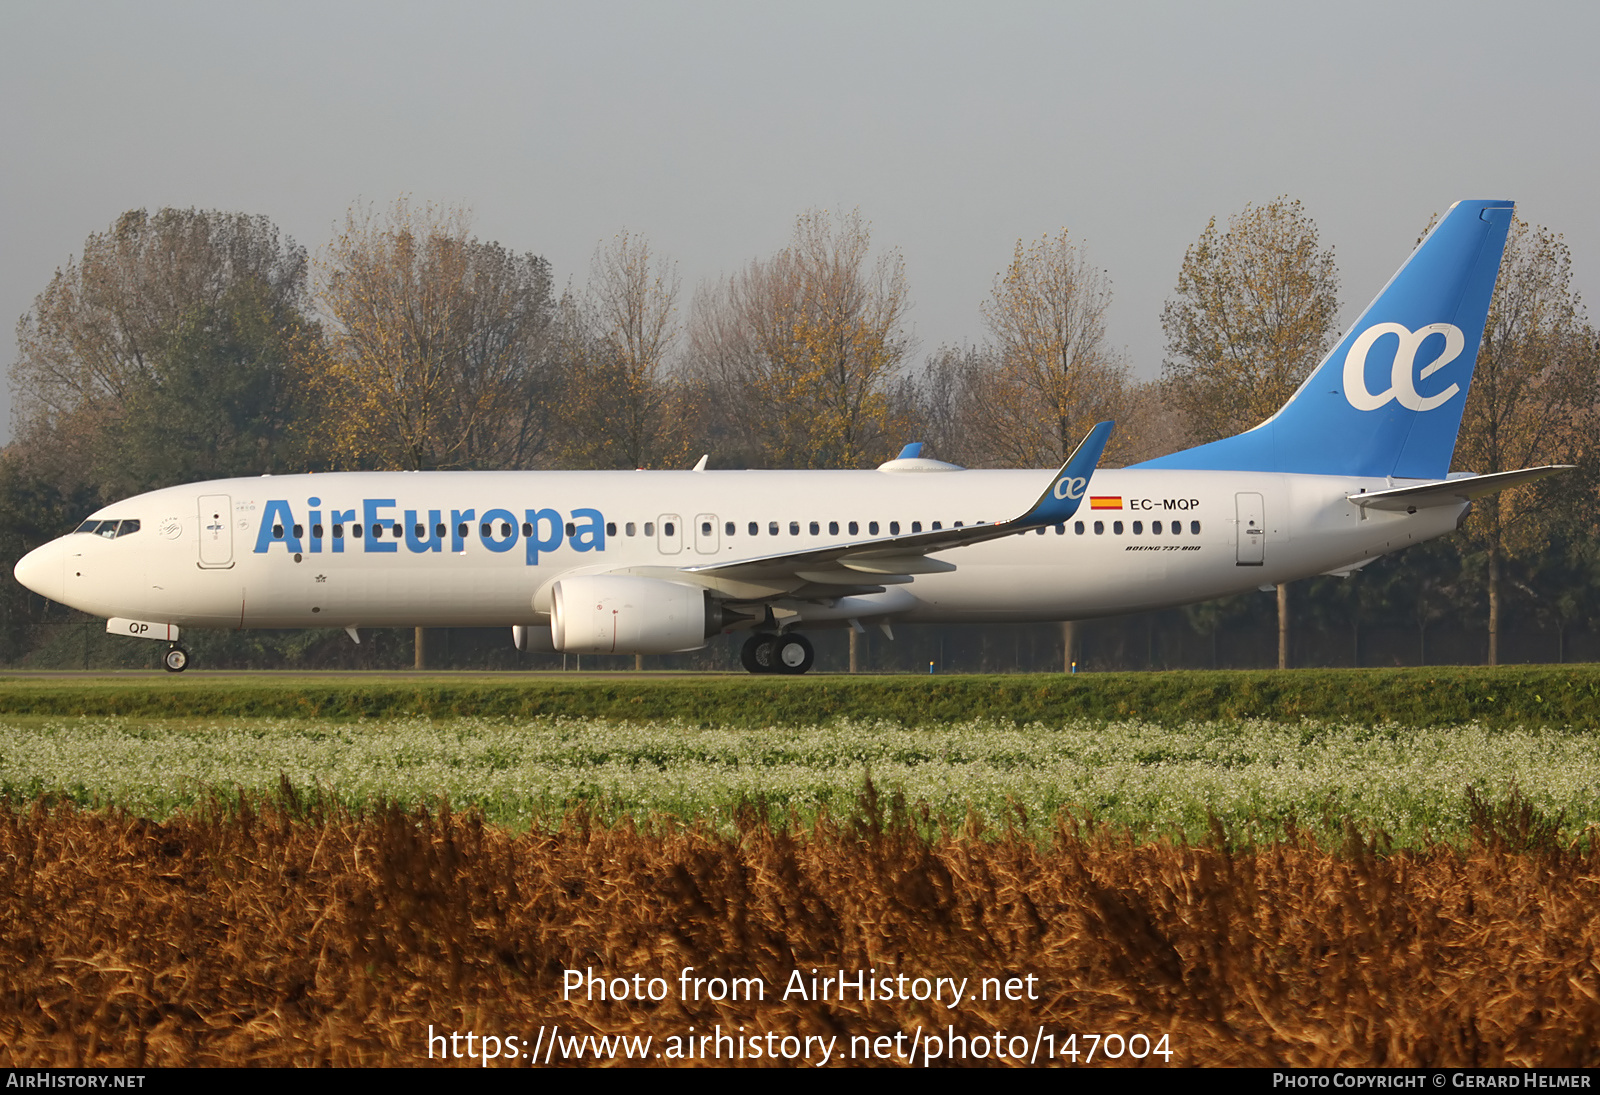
(1135, 199, 1514, 478)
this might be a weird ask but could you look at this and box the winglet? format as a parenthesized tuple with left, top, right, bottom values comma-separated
(1016, 421, 1114, 527)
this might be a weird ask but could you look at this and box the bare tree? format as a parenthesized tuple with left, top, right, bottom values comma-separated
(976, 229, 1134, 467)
(688, 209, 912, 468)
(553, 231, 684, 468)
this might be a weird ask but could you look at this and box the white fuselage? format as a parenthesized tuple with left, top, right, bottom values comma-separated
(21, 466, 1462, 637)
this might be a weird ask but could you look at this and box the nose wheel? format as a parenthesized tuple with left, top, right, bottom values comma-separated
(163, 644, 190, 673)
(739, 632, 814, 674)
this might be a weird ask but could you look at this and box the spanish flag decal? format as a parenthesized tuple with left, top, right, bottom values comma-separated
(1089, 496, 1123, 510)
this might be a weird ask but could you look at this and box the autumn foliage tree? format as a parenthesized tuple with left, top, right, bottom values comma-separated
(974, 230, 1134, 467)
(689, 209, 910, 468)
(1161, 198, 1341, 668)
(315, 200, 556, 472)
(1451, 216, 1599, 664)
(1161, 198, 1341, 443)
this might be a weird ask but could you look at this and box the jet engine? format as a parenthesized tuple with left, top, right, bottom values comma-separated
(550, 574, 735, 654)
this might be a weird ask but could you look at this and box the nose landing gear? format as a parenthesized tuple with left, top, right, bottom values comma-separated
(739, 632, 814, 674)
(163, 644, 190, 673)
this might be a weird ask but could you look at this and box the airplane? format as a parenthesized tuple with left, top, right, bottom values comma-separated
(12, 199, 1569, 674)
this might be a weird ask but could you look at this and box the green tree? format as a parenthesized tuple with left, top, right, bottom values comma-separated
(11, 208, 314, 495)
(100, 279, 320, 497)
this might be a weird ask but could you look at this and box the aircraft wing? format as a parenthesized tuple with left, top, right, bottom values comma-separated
(682, 421, 1114, 586)
(1348, 465, 1573, 511)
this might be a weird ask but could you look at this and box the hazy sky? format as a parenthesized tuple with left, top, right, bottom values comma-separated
(3, 1, 1595, 447)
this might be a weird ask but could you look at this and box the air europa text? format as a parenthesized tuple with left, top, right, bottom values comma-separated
(252, 499, 606, 565)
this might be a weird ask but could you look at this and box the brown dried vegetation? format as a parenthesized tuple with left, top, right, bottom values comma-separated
(1, 785, 1597, 1067)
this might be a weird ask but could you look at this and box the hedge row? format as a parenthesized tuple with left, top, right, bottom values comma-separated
(3, 665, 1600, 727)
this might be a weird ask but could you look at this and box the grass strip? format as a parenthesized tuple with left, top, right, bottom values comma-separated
(2, 665, 1600, 726)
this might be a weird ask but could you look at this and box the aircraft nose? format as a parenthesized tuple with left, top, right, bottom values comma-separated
(14, 539, 66, 603)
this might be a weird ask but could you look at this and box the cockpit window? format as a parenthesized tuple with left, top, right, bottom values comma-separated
(73, 519, 140, 539)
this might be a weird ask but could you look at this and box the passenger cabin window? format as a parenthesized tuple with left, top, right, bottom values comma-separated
(869, 521, 879, 535)
(1132, 521, 1142, 534)
(748, 522, 759, 535)
(829, 521, 839, 535)
(808, 521, 819, 535)
(1075, 521, 1084, 534)
(1191, 520, 1202, 534)
(1094, 521, 1104, 535)
(848, 521, 859, 535)
(626, 522, 636, 536)
(644, 522, 655, 536)
(789, 521, 799, 536)
(889, 521, 900, 535)
(725, 521, 735, 535)
(768, 521, 779, 536)
(1114, 521, 1124, 534)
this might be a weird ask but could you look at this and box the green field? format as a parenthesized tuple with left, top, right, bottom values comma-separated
(2, 712, 1596, 846)
(3, 667, 1597, 846)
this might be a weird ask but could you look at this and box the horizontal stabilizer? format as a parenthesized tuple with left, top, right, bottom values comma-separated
(1349, 465, 1573, 511)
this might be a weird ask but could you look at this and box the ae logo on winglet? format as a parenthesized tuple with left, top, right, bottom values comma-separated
(1053, 475, 1089, 500)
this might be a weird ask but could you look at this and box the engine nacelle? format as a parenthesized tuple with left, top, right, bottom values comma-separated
(550, 575, 721, 654)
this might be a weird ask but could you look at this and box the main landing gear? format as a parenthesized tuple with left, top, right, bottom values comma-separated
(163, 644, 190, 673)
(740, 632, 814, 675)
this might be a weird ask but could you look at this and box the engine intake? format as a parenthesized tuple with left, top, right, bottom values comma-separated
(550, 574, 734, 654)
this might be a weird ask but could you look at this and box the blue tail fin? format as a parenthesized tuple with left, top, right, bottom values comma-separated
(1134, 199, 1514, 479)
